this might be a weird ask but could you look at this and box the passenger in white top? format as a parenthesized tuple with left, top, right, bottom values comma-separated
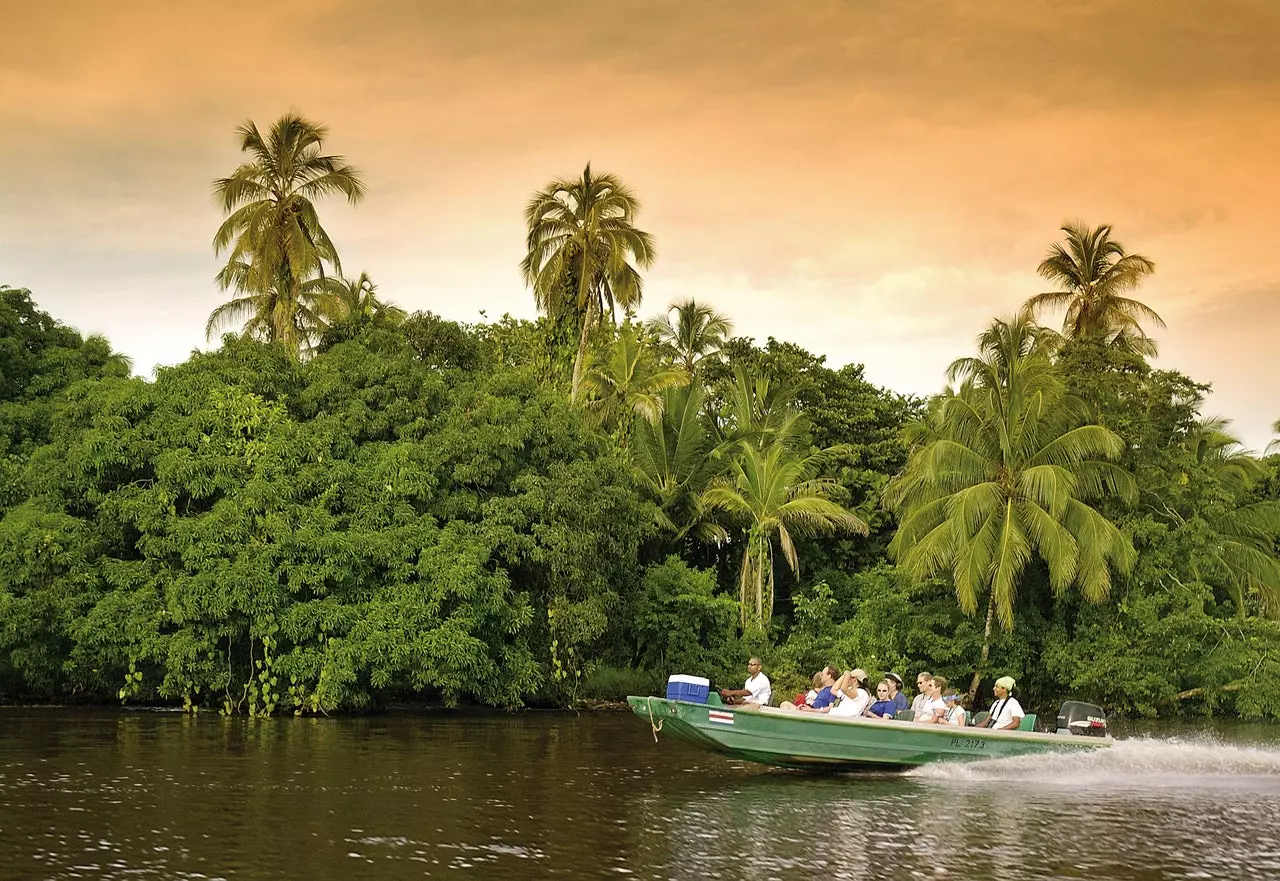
(910, 672, 933, 717)
(719, 657, 772, 706)
(914, 674, 950, 723)
(943, 692, 968, 726)
(978, 676, 1025, 730)
(828, 669, 872, 717)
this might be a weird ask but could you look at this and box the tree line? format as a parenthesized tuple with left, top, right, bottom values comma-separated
(1, 112, 1278, 718)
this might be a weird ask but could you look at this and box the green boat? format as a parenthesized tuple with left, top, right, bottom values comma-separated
(628, 696, 1111, 771)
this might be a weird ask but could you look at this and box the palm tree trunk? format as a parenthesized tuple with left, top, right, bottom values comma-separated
(569, 253, 594, 404)
(570, 315, 592, 404)
(966, 594, 997, 703)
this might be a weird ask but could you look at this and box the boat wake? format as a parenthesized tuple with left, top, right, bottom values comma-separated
(908, 736, 1280, 785)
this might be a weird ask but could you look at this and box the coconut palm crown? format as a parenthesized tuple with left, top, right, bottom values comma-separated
(208, 113, 366, 354)
(1023, 223, 1163, 355)
(887, 313, 1138, 633)
(647, 299, 733, 375)
(579, 323, 686, 439)
(521, 164, 656, 402)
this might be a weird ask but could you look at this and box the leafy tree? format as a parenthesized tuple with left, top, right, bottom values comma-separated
(647, 298, 732, 376)
(0, 287, 132, 459)
(1158, 419, 1280, 617)
(887, 313, 1137, 696)
(209, 113, 366, 355)
(702, 440, 868, 630)
(1023, 223, 1163, 354)
(626, 555, 738, 676)
(520, 164, 656, 402)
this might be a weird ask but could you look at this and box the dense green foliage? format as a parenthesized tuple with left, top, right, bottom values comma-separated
(5, 124, 1279, 719)
(4, 287, 1276, 718)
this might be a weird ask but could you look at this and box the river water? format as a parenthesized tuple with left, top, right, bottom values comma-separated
(1, 709, 1278, 880)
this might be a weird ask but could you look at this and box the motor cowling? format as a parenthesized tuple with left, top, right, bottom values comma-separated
(1055, 701, 1108, 737)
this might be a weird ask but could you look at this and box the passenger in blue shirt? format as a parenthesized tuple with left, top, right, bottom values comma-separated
(809, 684, 835, 710)
(867, 679, 898, 719)
(886, 672, 910, 714)
(782, 666, 839, 712)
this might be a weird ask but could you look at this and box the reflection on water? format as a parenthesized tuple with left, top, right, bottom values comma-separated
(0, 710, 1277, 880)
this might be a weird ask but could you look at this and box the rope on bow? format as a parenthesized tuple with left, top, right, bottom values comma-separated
(646, 697, 663, 742)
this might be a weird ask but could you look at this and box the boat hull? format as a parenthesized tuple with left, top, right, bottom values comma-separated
(628, 696, 1110, 771)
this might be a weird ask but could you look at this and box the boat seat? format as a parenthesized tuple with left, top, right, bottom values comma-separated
(894, 710, 914, 721)
(1017, 713, 1037, 731)
(972, 711, 990, 727)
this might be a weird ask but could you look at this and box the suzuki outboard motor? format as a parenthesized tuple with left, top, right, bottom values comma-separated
(1055, 701, 1108, 737)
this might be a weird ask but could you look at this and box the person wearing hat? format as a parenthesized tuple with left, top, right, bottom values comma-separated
(828, 668, 872, 717)
(885, 672, 909, 715)
(977, 676, 1024, 730)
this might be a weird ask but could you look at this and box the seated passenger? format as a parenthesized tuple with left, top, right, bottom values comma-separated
(828, 668, 872, 717)
(781, 667, 837, 711)
(867, 679, 898, 719)
(914, 674, 949, 723)
(885, 672, 910, 715)
(803, 672, 823, 706)
(718, 657, 771, 706)
(943, 690, 968, 726)
(976, 676, 1024, 730)
(911, 672, 934, 717)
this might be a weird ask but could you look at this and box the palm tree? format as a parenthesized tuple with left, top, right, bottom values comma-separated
(886, 313, 1137, 696)
(647, 299, 733, 375)
(718, 365, 803, 450)
(1023, 223, 1163, 352)
(631, 380, 731, 542)
(326, 272, 406, 329)
(206, 262, 338, 354)
(702, 441, 869, 630)
(521, 164, 656, 403)
(579, 323, 686, 440)
(209, 113, 366, 355)
(1267, 419, 1280, 456)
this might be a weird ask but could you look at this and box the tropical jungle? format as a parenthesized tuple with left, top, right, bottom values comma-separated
(2, 113, 1278, 719)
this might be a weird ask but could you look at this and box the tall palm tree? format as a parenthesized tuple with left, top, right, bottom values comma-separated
(579, 323, 686, 440)
(647, 299, 733, 375)
(1267, 418, 1280, 456)
(702, 441, 869, 630)
(1023, 223, 1163, 352)
(887, 313, 1137, 696)
(521, 164, 656, 403)
(209, 113, 366, 355)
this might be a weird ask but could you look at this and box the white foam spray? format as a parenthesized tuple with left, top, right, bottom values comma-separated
(908, 735, 1280, 785)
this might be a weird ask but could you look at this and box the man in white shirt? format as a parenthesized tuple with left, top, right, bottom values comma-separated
(978, 676, 1025, 730)
(913, 674, 949, 723)
(719, 657, 772, 706)
(910, 672, 933, 717)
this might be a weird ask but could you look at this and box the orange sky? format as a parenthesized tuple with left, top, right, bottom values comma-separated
(2, 0, 1278, 446)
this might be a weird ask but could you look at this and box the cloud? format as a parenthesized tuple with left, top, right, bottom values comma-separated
(1, 0, 1277, 447)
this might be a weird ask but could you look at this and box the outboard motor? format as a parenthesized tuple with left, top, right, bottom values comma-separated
(1055, 701, 1109, 737)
